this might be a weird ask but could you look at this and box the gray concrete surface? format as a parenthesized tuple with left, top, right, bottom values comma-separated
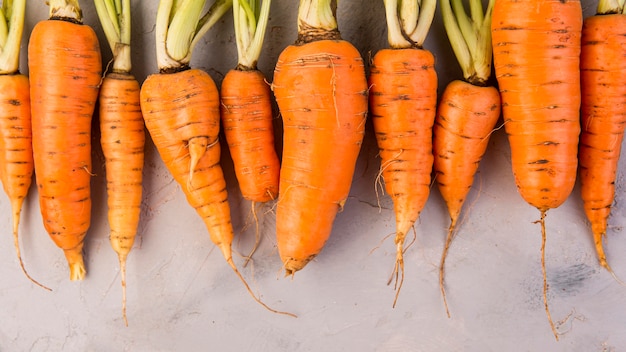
(1, 1, 625, 351)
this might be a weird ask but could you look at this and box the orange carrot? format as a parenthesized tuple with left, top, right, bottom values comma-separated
(272, 0, 368, 276)
(221, 69, 278, 203)
(221, 0, 278, 203)
(94, 0, 144, 325)
(492, 0, 582, 340)
(0, 0, 49, 290)
(220, 0, 279, 264)
(28, 0, 102, 281)
(435, 0, 500, 317)
(141, 0, 294, 317)
(579, 3, 626, 276)
(368, 0, 436, 305)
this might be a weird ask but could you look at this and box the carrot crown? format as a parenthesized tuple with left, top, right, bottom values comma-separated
(49, 0, 83, 22)
(232, 0, 271, 70)
(598, 0, 626, 14)
(383, 0, 436, 49)
(155, 0, 232, 72)
(296, 0, 342, 43)
(94, 0, 133, 73)
(0, 0, 25, 74)
(440, 0, 494, 85)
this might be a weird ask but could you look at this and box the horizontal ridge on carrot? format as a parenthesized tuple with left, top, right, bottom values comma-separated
(94, 0, 145, 326)
(579, 0, 626, 277)
(492, 0, 582, 340)
(272, 0, 368, 276)
(0, 0, 49, 290)
(368, 0, 437, 306)
(435, 0, 500, 317)
(140, 0, 294, 317)
(29, 0, 102, 281)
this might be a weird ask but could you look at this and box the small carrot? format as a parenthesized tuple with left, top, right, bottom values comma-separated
(140, 0, 294, 317)
(435, 0, 500, 317)
(29, 0, 102, 281)
(579, 0, 626, 277)
(220, 0, 279, 263)
(272, 0, 368, 276)
(368, 0, 436, 305)
(94, 0, 145, 325)
(0, 0, 49, 290)
(492, 0, 582, 340)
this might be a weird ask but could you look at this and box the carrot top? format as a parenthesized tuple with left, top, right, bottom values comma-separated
(232, 0, 271, 69)
(0, 0, 25, 74)
(48, 0, 83, 22)
(441, 0, 494, 85)
(94, 0, 133, 73)
(297, 0, 337, 31)
(155, 0, 232, 72)
(383, 0, 436, 48)
(598, 0, 625, 14)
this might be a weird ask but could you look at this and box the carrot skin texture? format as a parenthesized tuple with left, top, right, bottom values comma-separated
(100, 72, 145, 263)
(492, 0, 582, 212)
(434, 80, 501, 224)
(579, 14, 626, 269)
(369, 48, 437, 247)
(273, 39, 368, 275)
(220, 69, 279, 202)
(140, 68, 234, 261)
(29, 19, 102, 280)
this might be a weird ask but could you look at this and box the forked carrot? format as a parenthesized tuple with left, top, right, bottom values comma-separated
(272, 0, 368, 276)
(579, 0, 626, 279)
(220, 0, 279, 264)
(435, 0, 500, 317)
(492, 0, 582, 340)
(140, 0, 294, 317)
(0, 0, 49, 290)
(29, 0, 102, 281)
(94, 0, 145, 325)
(368, 0, 436, 306)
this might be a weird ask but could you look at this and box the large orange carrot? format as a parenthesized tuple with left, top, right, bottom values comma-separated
(492, 0, 582, 340)
(29, 0, 102, 281)
(368, 0, 436, 305)
(272, 0, 368, 276)
(141, 0, 293, 317)
(435, 0, 500, 317)
(94, 0, 145, 325)
(0, 0, 49, 290)
(579, 3, 626, 275)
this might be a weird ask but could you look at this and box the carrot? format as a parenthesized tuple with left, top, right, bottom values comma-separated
(0, 0, 50, 290)
(94, 0, 145, 325)
(368, 0, 436, 305)
(492, 0, 582, 340)
(220, 0, 279, 263)
(272, 0, 368, 276)
(435, 0, 500, 317)
(28, 0, 102, 281)
(579, 1, 626, 277)
(140, 0, 294, 317)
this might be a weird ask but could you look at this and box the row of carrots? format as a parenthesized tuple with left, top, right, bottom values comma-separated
(0, 0, 623, 340)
